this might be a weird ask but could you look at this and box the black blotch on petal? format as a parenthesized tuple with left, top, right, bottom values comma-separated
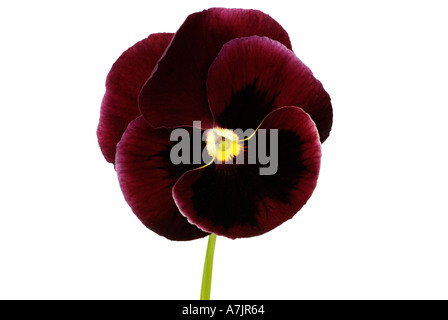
(148, 129, 209, 181)
(189, 130, 309, 230)
(216, 79, 279, 130)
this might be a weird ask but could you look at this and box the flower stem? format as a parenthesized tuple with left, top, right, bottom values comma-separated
(200, 233, 217, 300)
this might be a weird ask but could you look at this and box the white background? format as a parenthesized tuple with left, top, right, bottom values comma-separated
(1, 0, 447, 300)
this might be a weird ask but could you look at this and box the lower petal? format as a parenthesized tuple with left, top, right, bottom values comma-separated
(172, 107, 321, 239)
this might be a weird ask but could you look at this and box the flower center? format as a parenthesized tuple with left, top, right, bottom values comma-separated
(205, 128, 242, 162)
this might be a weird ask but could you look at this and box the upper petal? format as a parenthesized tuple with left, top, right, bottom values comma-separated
(138, 8, 292, 130)
(172, 107, 321, 239)
(207, 36, 332, 142)
(116, 116, 208, 241)
(97, 33, 173, 163)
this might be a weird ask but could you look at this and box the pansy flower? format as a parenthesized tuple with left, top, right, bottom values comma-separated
(97, 8, 332, 241)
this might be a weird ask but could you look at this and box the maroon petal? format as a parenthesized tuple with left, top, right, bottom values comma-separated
(115, 116, 208, 241)
(138, 8, 292, 130)
(173, 107, 321, 239)
(207, 36, 332, 142)
(97, 33, 173, 163)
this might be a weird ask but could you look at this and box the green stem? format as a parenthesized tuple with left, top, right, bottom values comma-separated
(200, 233, 217, 300)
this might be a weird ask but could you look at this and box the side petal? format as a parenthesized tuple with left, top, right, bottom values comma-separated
(116, 116, 208, 241)
(97, 33, 173, 163)
(138, 8, 292, 130)
(207, 36, 332, 142)
(172, 107, 321, 239)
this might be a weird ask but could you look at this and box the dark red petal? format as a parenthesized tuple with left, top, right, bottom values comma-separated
(207, 36, 332, 142)
(97, 33, 173, 163)
(138, 8, 291, 130)
(115, 116, 208, 241)
(173, 107, 321, 239)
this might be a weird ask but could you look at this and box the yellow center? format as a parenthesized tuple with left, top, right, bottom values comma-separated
(205, 128, 242, 162)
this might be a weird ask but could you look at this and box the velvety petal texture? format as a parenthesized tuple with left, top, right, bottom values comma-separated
(115, 116, 208, 241)
(173, 107, 321, 239)
(207, 36, 332, 142)
(139, 8, 292, 130)
(99, 8, 332, 241)
(98, 33, 173, 163)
